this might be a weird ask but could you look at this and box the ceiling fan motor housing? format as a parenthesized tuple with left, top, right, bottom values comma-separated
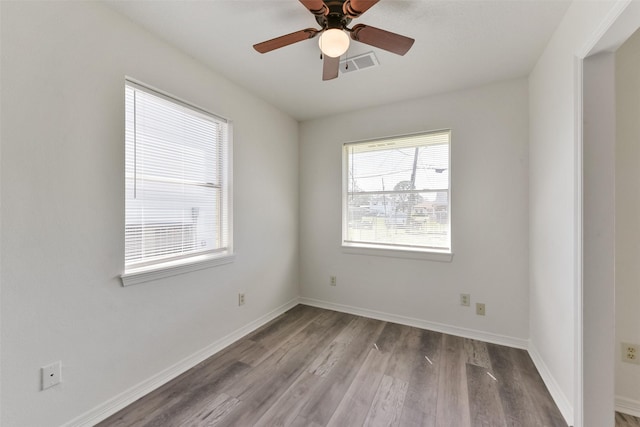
(315, 0, 353, 30)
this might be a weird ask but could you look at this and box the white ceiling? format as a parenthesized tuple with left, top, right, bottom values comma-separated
(104, 0, 571, 121)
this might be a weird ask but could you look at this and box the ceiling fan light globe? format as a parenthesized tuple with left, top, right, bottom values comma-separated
(319, 29, 350, 58)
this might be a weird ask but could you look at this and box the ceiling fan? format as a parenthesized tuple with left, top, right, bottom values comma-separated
(253, 0, 415, 81)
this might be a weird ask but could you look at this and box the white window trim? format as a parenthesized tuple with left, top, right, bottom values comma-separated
(341, 243, 453, 262)
(341, 130, 452, 258)
(121, 253, 236, 286)
(120, 78, 234, 286)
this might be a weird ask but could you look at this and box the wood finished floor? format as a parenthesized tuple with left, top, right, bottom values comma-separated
(617, 412, 640, 427)
(99, 305, 570, 427)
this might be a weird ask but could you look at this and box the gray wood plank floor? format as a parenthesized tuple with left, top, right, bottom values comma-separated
(617, 412, 640, 427)
(98, 305, 572, 427)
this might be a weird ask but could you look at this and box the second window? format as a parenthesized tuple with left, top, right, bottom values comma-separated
(343, 130, 451, 253)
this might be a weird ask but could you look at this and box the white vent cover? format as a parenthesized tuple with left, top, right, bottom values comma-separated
(339, 51, 379, 74)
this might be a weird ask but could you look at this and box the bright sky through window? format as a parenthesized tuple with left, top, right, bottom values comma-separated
(124, 80, 231, 276)
(343, 131, 451, 253)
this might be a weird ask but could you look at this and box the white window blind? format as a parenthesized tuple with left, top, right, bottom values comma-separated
(343, 130, 451, 252)
(124, 81, 231, 273)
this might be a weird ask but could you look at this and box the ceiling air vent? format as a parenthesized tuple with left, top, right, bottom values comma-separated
(339, 51, 379, 74)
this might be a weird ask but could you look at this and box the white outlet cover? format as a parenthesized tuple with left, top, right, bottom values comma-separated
(476, 303, 486, 316)
(42, 361, 62, 390)
(460, 294, 470, 306)
(621, 342, 640, 364)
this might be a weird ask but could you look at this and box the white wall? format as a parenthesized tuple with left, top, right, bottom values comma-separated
(299, 79, 530, 344)
(528, 1, 624, 425)
(615, 28, 640, 416)
(0, 2, 299, 426)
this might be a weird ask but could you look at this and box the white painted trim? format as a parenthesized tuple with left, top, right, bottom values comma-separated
(341, 245, 453, 262)
(616, 396, 640, 418)
(573, 53, 584, 427)
(121, 253, 235, 286)
(299, 297, 528, 349)
(573, 4, 637, 426)
(578, 0, 634, 57)
(528, 341, 573, 426)
(61, 297, 299, 427)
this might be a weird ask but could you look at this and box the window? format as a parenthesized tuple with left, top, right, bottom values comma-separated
(343, 130, 451, 256)
(122, 80, 232, 285)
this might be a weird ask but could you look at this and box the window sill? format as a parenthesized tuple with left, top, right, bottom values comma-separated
(341, 243, 453, 262)
(121, 253, 235, 286)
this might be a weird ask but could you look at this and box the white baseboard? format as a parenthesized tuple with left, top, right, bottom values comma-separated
(298, 297, 529, 349)
(527, 341, 573, 426)
(62, 297, 300, 427)
(616, 396, 640, 418)
(62, 297, 576, 427)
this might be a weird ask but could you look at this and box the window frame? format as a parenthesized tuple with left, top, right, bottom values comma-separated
(121, 79, 234, 286)
(341, 130, 453, 261)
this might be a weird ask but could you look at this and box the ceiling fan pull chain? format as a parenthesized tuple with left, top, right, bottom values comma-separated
(345, 44, 349, 70)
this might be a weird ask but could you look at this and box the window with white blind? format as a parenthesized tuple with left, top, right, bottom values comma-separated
(343, 130, 451, 256)
(122, 80, 233, 285)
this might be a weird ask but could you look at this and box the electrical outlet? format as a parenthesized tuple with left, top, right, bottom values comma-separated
(330, 276, 337, 286)
(460, 293, 470, 306)
(476, 303, 486, 316)
(622, 342, 640, 364)
(238, 293, 245, 306)
(42, 361, 62, 390)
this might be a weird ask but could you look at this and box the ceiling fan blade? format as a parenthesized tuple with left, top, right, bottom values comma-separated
(322, 55, 339, 81)
(299, 0, 328, 16)
(253, 28, 319, 53)
(350, 24, 414, 56)
(343, 0, 379, 18)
